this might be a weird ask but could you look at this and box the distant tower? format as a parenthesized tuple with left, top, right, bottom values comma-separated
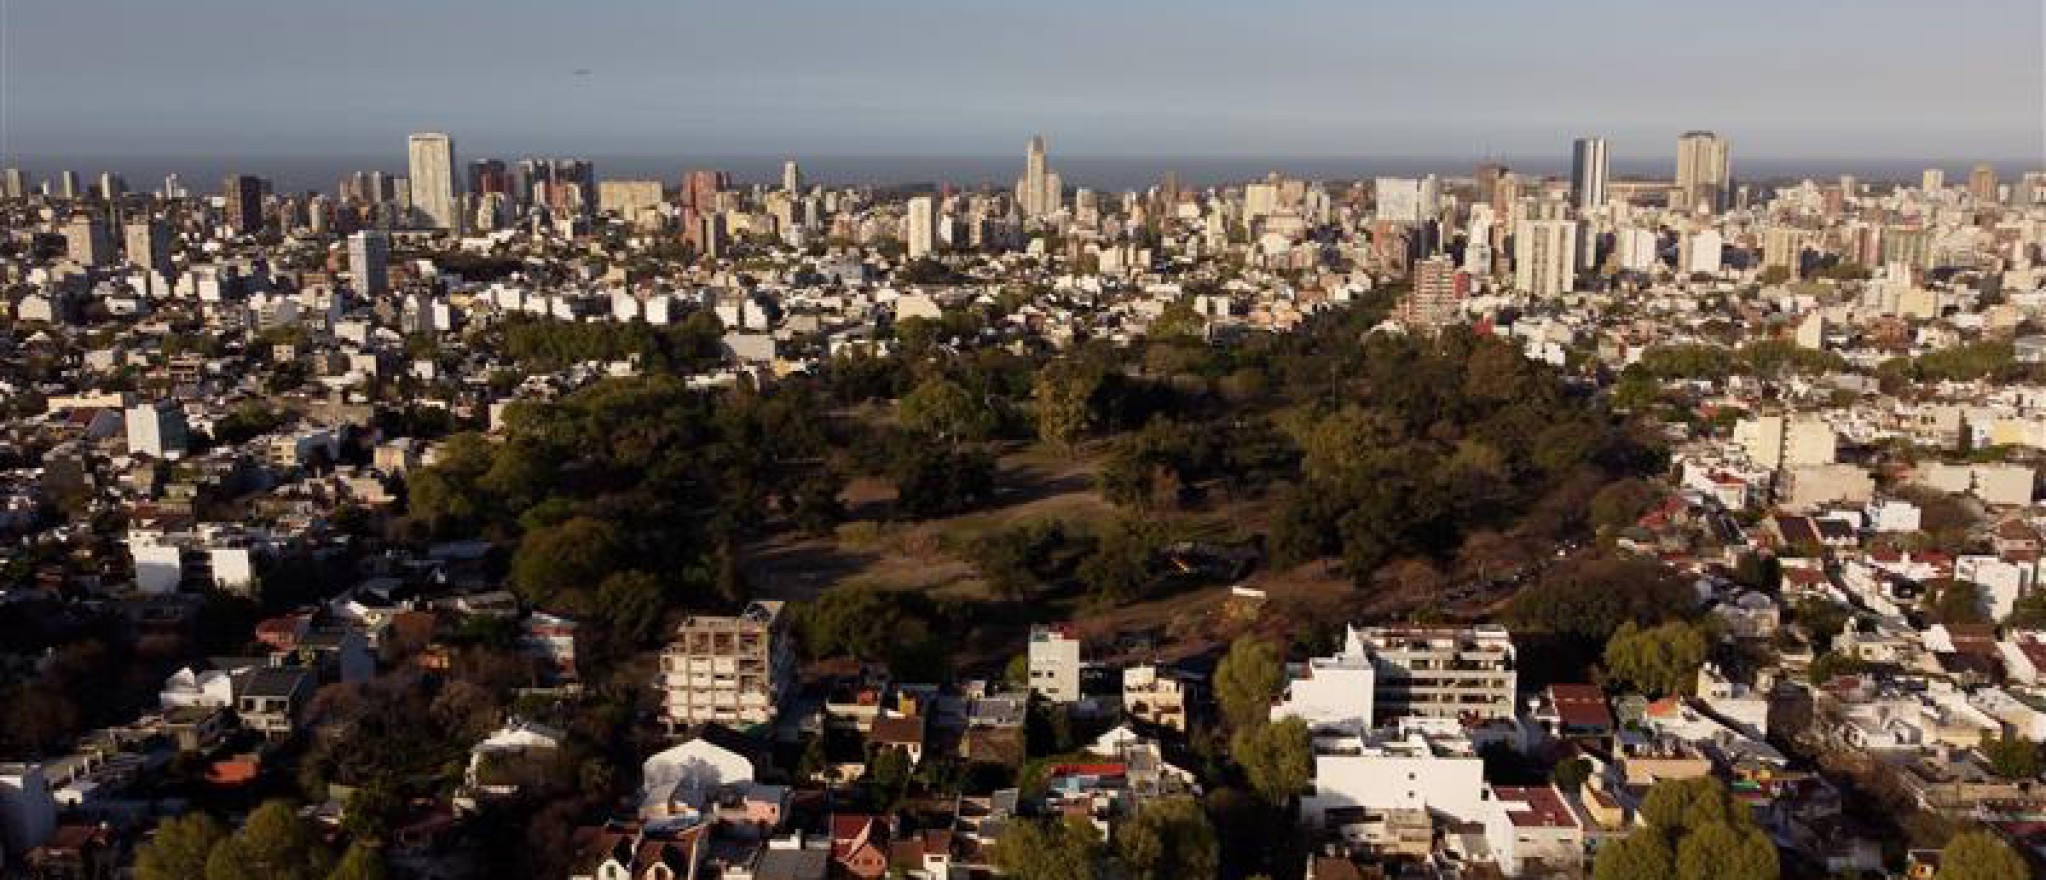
(222, 174, 266, 234)
(1673, 131, 1731, 213)
(124, 220, 173, 276)
(407, 133, 460, 231)
(63, 216, 114, 267)
(0, 168, 23, 199)
(906, 196, 937, 259)
(349, 230, 391, 296)
(57, 170, 80, 200)
(1921, 168, 1946, 192)
(1017, 136, 1060, 220)
(1570, 137, 1608, 213)
(782, 160, 803, 193)
(1968, 164, 1999, 203)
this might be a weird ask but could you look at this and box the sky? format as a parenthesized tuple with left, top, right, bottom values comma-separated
(3, 0, 2042, 174)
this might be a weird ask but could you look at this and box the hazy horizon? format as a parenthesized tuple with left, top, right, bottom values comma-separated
(4, 0, 2040, 169)
(6, 151, 2038, 195)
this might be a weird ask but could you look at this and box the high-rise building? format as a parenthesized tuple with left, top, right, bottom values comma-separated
(0, 168, 23, 199)
(1570, 137, 1608, 212)
(781, 160, 802, 193)
(63, 216, 115, 267)
(1513, 218, 1577, 297)
(124, 220, 172, 276)
(1475, 162, 1507, 208)
(1616, 226, 1659, 272)
(407, 133, 460, 231)
(906, 196, 937, 259)
(1674, 131, 1731, 213)
(125, 401, 190, 458)
(466, 159, 509, 197)
(1375, 177, 1423, 226)
(1016, 136, 1062, 220)
(1922, 168, 1946, 192)
(1762, 226, 1810, 276)
(222, 174, 266, 234)
(657, 601, 793, 729)
(57, 170, 80, 200)
(348, 230, 391, 296)
(1398, 256, 1470, 331)
(1968, 164, 1999, 203)
(680, 169, 728, 212)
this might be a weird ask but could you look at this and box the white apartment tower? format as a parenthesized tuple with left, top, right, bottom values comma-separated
(1514, 219, 1578, 298)
(906, 196, 937, 259)
(1028, 624, 1082, 703)
(126, 401, 190, 458)
(407, 133, 461, 232)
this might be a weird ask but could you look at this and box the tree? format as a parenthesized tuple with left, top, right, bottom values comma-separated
(1077, 518, 1160, 603)
(1034, 365, 1100, 451)
(136, 813, 228, 880)
(1924, 579, 1989, 625)
(1116, 796, 1219, 880)
(1593, 830, 1673, 880)
(1979, 732, 2042, 780)
(1638, 776, 1746, 835)
(325, 843, 388, 880)
(509, 516, 623, 614)
(990, 816, 1103, 880)
(594, 570, 668, 646)
(899, 376, 997, 444)
(1603, 621, 1709, 697)
(204, 801, 331, 880)
(1508, 557, 1697, 644)
(1214, 637, 1286, 731)
(1232, 717, 1311, 806)
(1674, 820, 1777, 880)
(1599, 778, 1777, 880)
(1590, 478, 1662, 532)
(1939, 830, 2028, 880)
(867, 745, 913, 810)
(1807, 650, 1866, 685)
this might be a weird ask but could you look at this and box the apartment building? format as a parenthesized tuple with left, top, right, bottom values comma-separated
(1360, 625, 1518, 724)
(659, 601, 794, 730)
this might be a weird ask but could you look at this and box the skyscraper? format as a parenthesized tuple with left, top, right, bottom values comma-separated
(1016, 136, 1061, 221)
(57, 170, 80, 200)
(63, 216, 114, 267)
(906, 196, 937, 259)
(1968, 164, 1999, 203)
(1514, 219, 1578, 298)
(124, 220, 172, 277)
(0, 168, 23, 200)
(1922, 168, 1946, 192)
(1570, 137, 1608, 213)
(349, 230, 391, 296)
(782, 160, 803, 193)
(1674, 131, 1731, 213)
(223, 174, 266, 234)
(407, 133, 460, 231)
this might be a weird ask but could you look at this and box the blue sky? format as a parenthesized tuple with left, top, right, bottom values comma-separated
(4, 0, 2041, 164)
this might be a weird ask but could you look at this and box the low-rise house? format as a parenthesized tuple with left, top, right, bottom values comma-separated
(233, 667, 314, 737)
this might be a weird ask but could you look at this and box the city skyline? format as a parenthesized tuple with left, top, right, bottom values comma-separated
(4, 0, 2040, 165)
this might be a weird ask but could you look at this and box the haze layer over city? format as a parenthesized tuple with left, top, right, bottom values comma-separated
(0, 2, 2042, 880)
